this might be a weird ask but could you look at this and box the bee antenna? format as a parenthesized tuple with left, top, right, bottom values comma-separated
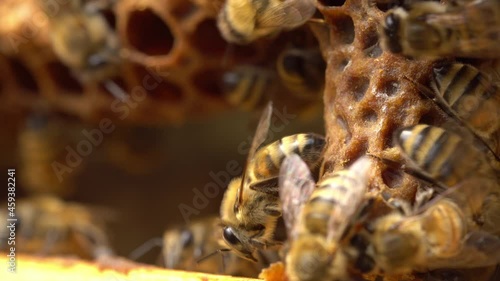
(103, 79, 129, 102)
(197, 248, 231, 274)
(196, 248, 231, 264)
(128, 237, 163, 261)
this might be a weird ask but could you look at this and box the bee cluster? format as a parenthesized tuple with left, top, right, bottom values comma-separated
(0, 0, 499, 281)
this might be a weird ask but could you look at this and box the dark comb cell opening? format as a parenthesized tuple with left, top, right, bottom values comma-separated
(126, 9, 174, 56)
(379, 79, 399, 97)
(362, 109, 378, 123)
(46, 62, 84, 94)
(134, 66, 183, 102)
(319, 0, 346, 7)
(192, 19, 228, 56)
(365, 43, 383, 58)
(382, 167, 404, 188)
(362, 32, 382, 58)
(6, 57, 39, 93)
(338, 58, 350, 71)
(192, 68, 225, 98)
(348, 76, 370, 101)
(332, 13, 355, 44)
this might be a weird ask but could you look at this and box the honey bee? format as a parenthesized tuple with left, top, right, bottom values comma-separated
(217, 0, 317, 44)
(430, 63, 499, 157)
(40, 0, 121, 83)
(161, 216, 268, 277)
(276, 46, 326, 101)
(222, 65, 278, 111)
(0, 195, 113, 259)
(395, 124, 496, 190)
(220, 103, 326, 262)
(280, 154, 374, 281)
(381, 0, 500, 58)
(222, 64, 323, 119)
(368, 179, 500, 274)
(18, 113, 81, 197)
(408, 63, 500, 159)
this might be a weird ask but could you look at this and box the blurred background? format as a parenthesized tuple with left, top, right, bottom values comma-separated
(0, 0, 327, 267)
(0, 107, 324, 263)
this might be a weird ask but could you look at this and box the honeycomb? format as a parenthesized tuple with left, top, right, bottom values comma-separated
(0, 0, 499, 280)
(315, 0, 498, 280)
(0, 0, 320, 125)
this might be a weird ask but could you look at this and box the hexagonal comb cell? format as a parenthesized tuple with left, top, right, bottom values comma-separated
(133, 66, 183, 102)
(126, 8, 174, 56)
(6, 57, 39, 93)
(319, 0, 347, 7)
(45, 62, 84, 94)
(191, 19, 228, 57)
(330, 13, 355, 45)
(191, 68, 225, 98)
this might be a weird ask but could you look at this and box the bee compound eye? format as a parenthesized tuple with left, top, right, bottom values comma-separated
(385, 13, 399, 32)
(223, 227, 240, 246)
(180, 229, 194, 247)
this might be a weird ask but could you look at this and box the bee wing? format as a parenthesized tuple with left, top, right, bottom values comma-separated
(425, 12, 500, 58)
(416, 177, 496, 216)
(279, 154, 316, 238)
(327, 156, 372, 242)
(449, 231, 500, 267)
(248, 102, 273, 161)
(257, 0, 316, 29)
(236, 102, 273, 209)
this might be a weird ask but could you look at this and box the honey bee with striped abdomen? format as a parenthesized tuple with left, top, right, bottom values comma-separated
(381, 0, 500, 58)
(162, 216, 265, 277)
(217, 0, 317, 44)
(276, 46, 325, 101)
(280, 154, 374, 281)
(222, 65, 278, 111)
(395, 124, 496, 190)
(220, 103, 326, 262)
(368, 178, 500, 274)
(0, 195, 113, 259)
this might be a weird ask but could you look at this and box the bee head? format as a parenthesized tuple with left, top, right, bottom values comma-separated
(382, 9, 404, 54)
(221, 226, 258, 262)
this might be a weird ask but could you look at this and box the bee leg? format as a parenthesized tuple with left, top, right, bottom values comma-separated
(414, 186, 435, 210)
(264, 204, 281, 217)
(40, 228, 62, 256)
(249, 239, 266, 249)
(249, 177, 279, 196)
(380, 191, 412, 216)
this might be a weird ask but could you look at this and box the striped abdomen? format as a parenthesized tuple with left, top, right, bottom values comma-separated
(432, 63, 499, 148)
(397, 124, 491, 188)
(250, 133, 325, 181)
(223, 66, 274, 111)
(276, 48, 325, 100)
(301, 157, 370, 240)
